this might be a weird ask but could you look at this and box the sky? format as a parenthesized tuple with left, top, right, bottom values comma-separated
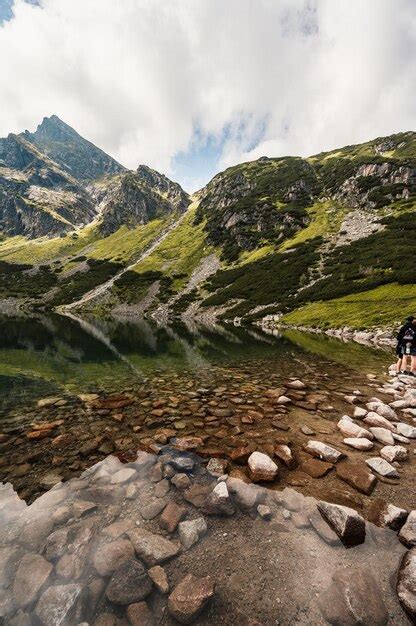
(0, 0, 415, 192)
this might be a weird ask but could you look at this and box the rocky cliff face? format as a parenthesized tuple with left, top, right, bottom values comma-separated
(0, 118, 189, 239)
(0, 134, 96, 238)
(92, 166, 189, 236)
(22, 115, 125, 182)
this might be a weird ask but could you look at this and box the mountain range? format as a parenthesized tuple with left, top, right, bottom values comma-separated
(0, 115, 415, 331)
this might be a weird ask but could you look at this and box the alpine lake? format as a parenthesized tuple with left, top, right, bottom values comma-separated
(0, 314, 415, 625)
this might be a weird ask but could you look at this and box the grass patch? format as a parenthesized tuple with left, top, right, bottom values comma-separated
(283, 283, 416, 330)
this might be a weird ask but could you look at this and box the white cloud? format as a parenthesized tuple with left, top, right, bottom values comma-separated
(1, 0, 415, 191)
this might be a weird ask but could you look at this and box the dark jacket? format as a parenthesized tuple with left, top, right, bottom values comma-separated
(397, 322, 416, 349)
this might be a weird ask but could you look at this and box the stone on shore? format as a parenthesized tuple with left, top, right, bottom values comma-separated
(159, 502, 187, 533)
(343, 438, 373, 451)
(399, 511, 416, 547)
(168, 574, 215, 624)
(368, 498, 409, 531)
(365, 457, 400, 479)
(201, 481, 235, 516)
(301, 458, 333, 478)
(111, 468, 137, 484)
(318, 566, 388, 625)
(317, 501, 366, 547)
(353, 407, 368, 418)
(106, 559, 152, 605)
(396, 423, 416, 438)
(171, 473, 192, 490)
(178, 518, 207, 549)
(128, 528, 180, 566)
(368, 427, 395, 446)
(35, 583, 88, 626)
(337, 416, 373, 439)
(13, 553, 53, 608)
(93, 540, 135, 576)
(380, 445, 408, 463)
(126, 602, 154, 626)
(363, 412, 396, 431)
(366, 402, 397, 420)
(148, 565, 169, 594)
(274, 444, 296, 469)
(397, 547, 416, 621)
(248, 451, 278, 482)
(303, 440, 344, 463)
(336, 461, 377, 495)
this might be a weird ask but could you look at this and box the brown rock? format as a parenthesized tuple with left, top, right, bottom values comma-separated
(159, 502, 187, 533)
(106, 559, 152, 605)
(127, 602, 154, 626)
(127, 528, 180, 566)
(94, 394, 134, 410)
(301, 458, 333, 478)
(173, 437, 204, 451)
(168, 573, 215, 624)
(148, 565, 169, 593)
(274, 444, 296, 469)
(336, 461, 377, 495)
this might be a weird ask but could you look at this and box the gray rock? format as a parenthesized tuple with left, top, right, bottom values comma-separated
(318, 566, 388, 625)
(396, 422, 416, 438)
(399, 511, 416, 547)
(171, 473, 191, 490)
(226, 477, 263, 509)
(201, 481, 235, 516)
(178, 518, 207, 549)
(35, 583, 88, 626)
(317, 501, 366, 547)
(397, 547, 416, 621)
(141, 499, 168, 520)
(13, 553, 53, 608)
(110, 467, 137, 484)
(168, 456, 195, 472)
(0, 546, 23, 583)
(365, 457, 400, 478)
(343, 437, 373, 451)
(257, 504, 272, 520)
(128, 528, 180, 566)
(106, 558, 152, 605)
(366, 402, 397, 421)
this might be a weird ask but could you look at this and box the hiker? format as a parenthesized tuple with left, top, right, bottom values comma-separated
(396, 315, 416, 375)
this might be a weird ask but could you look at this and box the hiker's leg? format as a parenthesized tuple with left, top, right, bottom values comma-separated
(411, 355, 416, 374)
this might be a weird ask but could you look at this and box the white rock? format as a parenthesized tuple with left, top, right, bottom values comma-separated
(368, 427, 395, 445)
(399, 511, 416, 547)
(213, 481, 229, 499)
(178, 517, 207, 549)
(393, 433, 410, 444)
(396, 423, 416, 438)
(366, 402, 397, 421)
(111, 468, 137, 484)
(363, 412, 395, 431)
(390, 399, 411, 409)
(353, 407, 368, 418)
(248, 452, 278, 482)
(344, 395, 360, 405)
(303, 441, 344, 463)
(343, 438, 374, 451)
(365, 457, 400, 478)
(337, 416, 373, 439)
(286, 379, 306, 389)
(277, 395, 292, 404)
(380, 445, 408, 463)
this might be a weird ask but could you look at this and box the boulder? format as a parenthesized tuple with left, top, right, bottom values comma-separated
(397, 547, 416, 621)
(303, 440, 344, 463)
(317, 501, 366, 547)
(111, 468, 137, 484)
(369, 427, 395, 445)
(318, 566, 388, 625)
(127, 528, 180, 566)
(399, 511, 416, 547)
(178, 518, 207, 549)
(248, 451, 278, 482)
(337, 416, 373, 439)
(35, 583, 88, 626)
(168, 574, 215, 624)
(365, 457, 399, 479)
(343, 438, 373, 451)
(106, 559, 152, 605)
(380, 445, 408, 463)
(13, 553, 53, 608)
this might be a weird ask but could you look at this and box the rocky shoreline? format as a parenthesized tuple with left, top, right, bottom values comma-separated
(259, 317, 396, 349)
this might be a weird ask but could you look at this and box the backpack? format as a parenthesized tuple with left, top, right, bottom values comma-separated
(403, 326, 415, 342)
